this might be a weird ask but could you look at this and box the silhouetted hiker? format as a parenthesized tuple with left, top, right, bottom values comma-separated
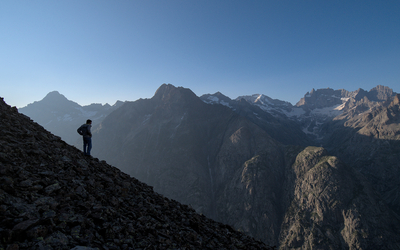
(77, 119, 92, 156)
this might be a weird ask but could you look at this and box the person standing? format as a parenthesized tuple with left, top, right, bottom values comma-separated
(77, 119, 92, 156)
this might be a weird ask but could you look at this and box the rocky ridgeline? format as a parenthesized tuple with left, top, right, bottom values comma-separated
(19, 91, 124, 146)
(0, 98, 273, 250)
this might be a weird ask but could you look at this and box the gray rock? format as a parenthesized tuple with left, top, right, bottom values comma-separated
(70, 246, 99, 250)
(0, 96, 273, 250)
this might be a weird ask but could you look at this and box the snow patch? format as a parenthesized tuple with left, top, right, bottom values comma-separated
(256, 105, 273, 112)
(75, 107, 98, 117)
(283, 108, 306, 118)
(219, 100, 231, 108)
(203, 96, 232, 108)
(62, 114, 72, 121)
(255, 95, 273, 105)
(334, 103, 346, 111)
(207, 96, 219, 102)
(302, 122, 324, 141)
(310, 105, 343, 117)
(246, 95, 273, 107)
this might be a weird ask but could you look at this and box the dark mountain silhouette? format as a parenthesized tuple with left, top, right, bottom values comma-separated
(95, 84, 251, 217)
(92, 84, 400, 248)
(14, 84, 400, 248)
(19, 91, 123, 145)
(0, 97, 273, 249)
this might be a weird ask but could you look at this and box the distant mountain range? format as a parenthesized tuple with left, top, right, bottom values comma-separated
(19, 91, 123, 145)
(17, 84, 400, 248)
(0, 96, 271, 249)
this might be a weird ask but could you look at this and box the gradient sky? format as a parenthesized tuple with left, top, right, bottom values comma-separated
(1, 0, 399, 108)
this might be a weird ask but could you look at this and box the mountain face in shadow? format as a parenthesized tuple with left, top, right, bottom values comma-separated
(321, 93, 400, 216)
(15, 84, 400, 248)
(200, 92, 313, 146)
(0, 97, 272, 249)
(19, 91, 123, 145)
(93, 84, 400, 248)
(95, 84, 262, 217)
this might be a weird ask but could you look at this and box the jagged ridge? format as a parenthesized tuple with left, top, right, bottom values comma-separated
(92, 85, 400, 248)
(0, 97, 273, 249)
(19, 91, 123, 145)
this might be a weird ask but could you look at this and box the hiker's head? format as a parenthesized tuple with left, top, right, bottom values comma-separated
(86, 119, 92, 125)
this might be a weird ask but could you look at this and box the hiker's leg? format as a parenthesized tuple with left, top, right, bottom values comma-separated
(87, 138, 92, 156)
(83, 137, 87, 154)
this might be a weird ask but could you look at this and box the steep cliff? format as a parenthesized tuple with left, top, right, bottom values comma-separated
(92, 84, 400, 248)
(95, 84, 257, 218)
(0, 97, 272, 249)
(280, 147, 400, 249)
(322, 93, 400, 216)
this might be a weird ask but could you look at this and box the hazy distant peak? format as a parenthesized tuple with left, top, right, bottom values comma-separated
(113, 100, 124, 107)
(47, 90, 61, 95)
(43, 90, 66, 100)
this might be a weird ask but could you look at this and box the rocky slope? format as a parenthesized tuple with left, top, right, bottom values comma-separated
(95, 84, 248, 218)
(279, 147, 400, 249)
(321, 93, 400, 216)
(0, 97, 272, 249)
(216, 144, 400, 249)
(14, 84, 400, 248)
(19, 91, 123, 145)
(204, 85, 400, 247)
(92, 84, 400, 248)
(209, 85, 396, 143)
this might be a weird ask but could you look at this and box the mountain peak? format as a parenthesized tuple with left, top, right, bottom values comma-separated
(46, 90, 62, 96)
(368, 85, 394, 101)
(38, 91, 79, 108)
(154, 83, 175, 95)
(200, 92, 233, 107)
(296, 87, 350, 108)
(153, 84, 200, 105)
(213, 91, 230, 99)
(43, 90, 67, 100)
(19, 91, 124, 145)
(0, 94, 272, 250)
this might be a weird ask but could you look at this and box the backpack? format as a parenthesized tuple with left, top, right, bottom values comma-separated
(77, 125, 87, 136)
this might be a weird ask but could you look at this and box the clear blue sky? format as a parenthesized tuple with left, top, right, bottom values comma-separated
(1, 0, 399, 108)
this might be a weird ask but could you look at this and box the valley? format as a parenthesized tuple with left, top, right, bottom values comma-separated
(18, 84, 400, 248)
